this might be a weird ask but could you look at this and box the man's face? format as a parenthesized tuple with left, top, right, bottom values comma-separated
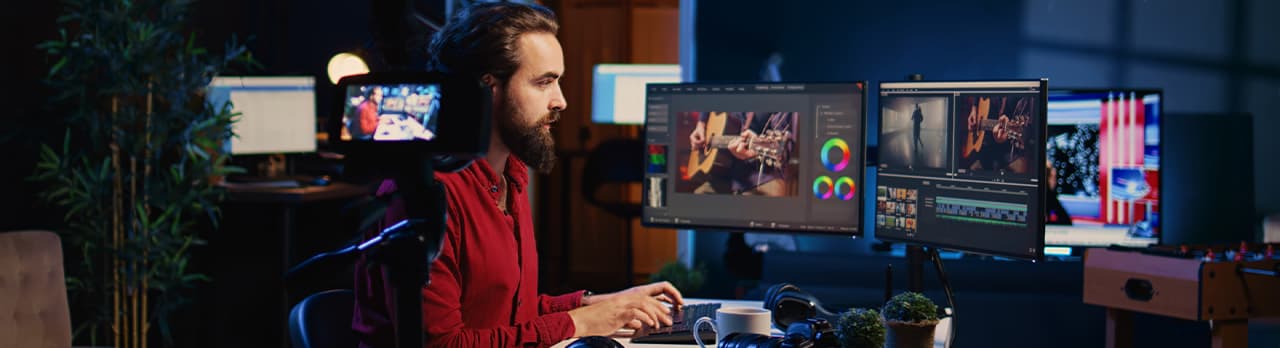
(493, 32, 566, 173)
(372, 87, 383, 104)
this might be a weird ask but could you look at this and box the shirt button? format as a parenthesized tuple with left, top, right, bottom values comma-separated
(490, 186, 498, 193)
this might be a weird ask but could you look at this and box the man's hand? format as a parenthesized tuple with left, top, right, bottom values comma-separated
(690, 122, 707, 150)
(993, 115, 1010, 143)
(569, 292, 675, 337)
(967, 105, 980, 133)
(577, 281, 687, 334)
(727, 130, 758, 161)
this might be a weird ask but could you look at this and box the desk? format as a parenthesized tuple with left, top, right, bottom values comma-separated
(216, 181, 372, 348)
(551, 299, 952, 348)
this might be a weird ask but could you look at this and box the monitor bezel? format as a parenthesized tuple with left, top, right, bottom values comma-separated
(640, 80, 869, 237)
(873, 78, 1049, 261)
(1043, 88, 1165, 252)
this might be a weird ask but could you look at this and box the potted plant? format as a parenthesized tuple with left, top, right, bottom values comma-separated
(31, 0, 250, 346)
(881, 292, 939, 348)
(649, 261, 707, 295)
(836, 307, 886, 348)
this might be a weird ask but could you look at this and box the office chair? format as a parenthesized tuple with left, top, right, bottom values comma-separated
(288, 289, 357, 348)
(580, 138, 645, 284)
(0, 231, 71, 347)
(580, 138, 645, 218)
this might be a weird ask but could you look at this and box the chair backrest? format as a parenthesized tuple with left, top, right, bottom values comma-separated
(0, 231, 71, 348)
(289, 289, 357, 348)
(580, 138, 645, 218)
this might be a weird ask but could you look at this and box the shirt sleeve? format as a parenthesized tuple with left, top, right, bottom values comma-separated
(422, 199, 577, 348)
(539, 291, 586, 314)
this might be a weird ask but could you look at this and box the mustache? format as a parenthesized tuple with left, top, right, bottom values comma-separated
(540, 110, 561, 126)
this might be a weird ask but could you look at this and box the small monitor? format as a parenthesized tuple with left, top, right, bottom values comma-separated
(208, 76, 318, 155)
(876, 80, 1048, 260)
(642, 82, 867, 235)
(1044, 90, 1161, 249)
(592, 64, 681, 125)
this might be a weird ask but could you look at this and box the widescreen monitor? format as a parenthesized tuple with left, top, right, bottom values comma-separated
(1044, 90, 1161, 252)
(642, 82, 867, 235)
(876, 80, 1048, 260)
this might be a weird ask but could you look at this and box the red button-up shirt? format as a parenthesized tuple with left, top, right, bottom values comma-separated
(354, 156, 583, 347)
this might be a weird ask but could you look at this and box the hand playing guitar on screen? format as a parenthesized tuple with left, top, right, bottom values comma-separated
(726, 130, 758, 160)
(968, 113, 1013, 144)
(690, 121, 708, 151)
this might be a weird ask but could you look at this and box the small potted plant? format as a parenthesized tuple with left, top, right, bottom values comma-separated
(836, 307, 886, 348)
(881, 292, 939, 348)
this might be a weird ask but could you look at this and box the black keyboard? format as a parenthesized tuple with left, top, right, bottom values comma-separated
(630, 302, 721, 344)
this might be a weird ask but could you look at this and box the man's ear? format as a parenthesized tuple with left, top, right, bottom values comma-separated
(481, 74, 500, 92)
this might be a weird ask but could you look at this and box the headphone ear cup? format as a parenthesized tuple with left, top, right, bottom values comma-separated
(763, 283, 789, 312)
(772, 293, 818, 330)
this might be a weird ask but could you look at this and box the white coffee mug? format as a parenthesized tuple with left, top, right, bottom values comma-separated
(692, 307, 772, 348)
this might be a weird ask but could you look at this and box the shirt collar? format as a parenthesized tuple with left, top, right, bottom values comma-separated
(473, 155, 530, 194)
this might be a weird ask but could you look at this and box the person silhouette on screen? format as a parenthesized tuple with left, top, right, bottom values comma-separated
(911, 103, 925, 168)
(912, 103, 924, 149)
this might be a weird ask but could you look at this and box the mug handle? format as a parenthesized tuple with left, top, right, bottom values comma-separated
(692, 316, 717, 348)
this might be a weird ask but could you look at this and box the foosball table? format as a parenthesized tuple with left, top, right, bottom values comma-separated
(1083, 243, 1280, 348)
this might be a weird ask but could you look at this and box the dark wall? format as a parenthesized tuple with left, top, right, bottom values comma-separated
(697, 0, 1280, 217)
(1, 0, 391, 231)
(0, 2, 61, 232)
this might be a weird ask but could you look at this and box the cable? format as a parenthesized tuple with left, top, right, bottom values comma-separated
(929, 247, 956, 348)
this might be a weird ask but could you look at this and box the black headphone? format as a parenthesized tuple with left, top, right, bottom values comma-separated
(763, 283, 838, 331)
(718, 318, 839, 348)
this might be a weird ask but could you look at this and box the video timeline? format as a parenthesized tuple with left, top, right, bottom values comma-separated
(934, 196, 1028, 227)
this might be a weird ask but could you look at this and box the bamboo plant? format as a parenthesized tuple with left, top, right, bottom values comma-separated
(31, 0, 251, 346)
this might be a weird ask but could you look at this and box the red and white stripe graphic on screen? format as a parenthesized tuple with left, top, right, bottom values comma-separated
(1099, 92, 1148, 225)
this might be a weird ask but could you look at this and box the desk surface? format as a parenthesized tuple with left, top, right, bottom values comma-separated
(221, 181, 371, 203)
(551, 299, 952, 348)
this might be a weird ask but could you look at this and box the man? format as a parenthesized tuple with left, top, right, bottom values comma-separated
(354, 86, 383, 139)
(687, 111, 795, 195)
(910, 103, 925, 169)
(353, 3, 685, 348)
(911, 103, 924, 150)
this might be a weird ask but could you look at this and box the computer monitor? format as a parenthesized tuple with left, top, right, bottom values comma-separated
(208, 76, 318, 154)
(642, 82, 867, 235)
(592, 64, 681, 125)
(876, 80, 1048, 260)
(1044, 90, 1161, 252)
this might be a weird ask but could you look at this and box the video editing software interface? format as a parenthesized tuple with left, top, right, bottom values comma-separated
(876, 80, 1047, 259)
(340, 83, 442, 142)
(1045, 90, 1161, 249)
(642, 83, 866, 235)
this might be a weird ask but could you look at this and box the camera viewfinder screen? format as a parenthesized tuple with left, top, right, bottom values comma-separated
(341, 83, 441, 141)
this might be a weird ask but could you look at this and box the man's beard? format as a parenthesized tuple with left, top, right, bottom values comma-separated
(496, 96, 559, 174)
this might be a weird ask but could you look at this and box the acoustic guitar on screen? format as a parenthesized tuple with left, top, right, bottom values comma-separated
(688, 112, 791, 184)
(962, 96, 1030, 159)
